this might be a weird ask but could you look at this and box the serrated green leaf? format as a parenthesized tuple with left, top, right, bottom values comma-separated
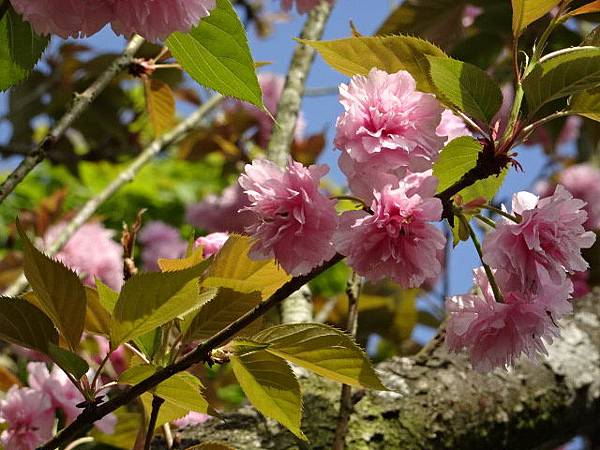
(158, 247, 204, 272)
(84, 287, 112, 336)
(133, 328, 163, 362)
(201, 235, 290, 299)
(230, 339, 270, 356)
(48, 343, 90, 379)
(183, 289, 263, 344)
(433, 136, 506, 204)
(120, 365, 215, 417)
(523, 47, 600, 115)
(17, 221, 86, 350)
(511, 0, 560, 36)
(166, 0, 262, 107)
(231, 350, 305, 440)
(252, 323, 387, 391)
(145, 78, 176, 137)
(141, 392, 189, 429)
(110, 259, 215, 346)
(303, 35, 446, 92)
(570, 86, 600, 122)
(91, 409, 142, 450)
(95, 279, 119, 313)
(0, 296, 58, 353)
(0, 8, 49, 91)
(426, 55, 502, 123)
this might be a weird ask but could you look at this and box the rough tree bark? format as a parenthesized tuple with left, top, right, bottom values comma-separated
(155, 290, 600, 450)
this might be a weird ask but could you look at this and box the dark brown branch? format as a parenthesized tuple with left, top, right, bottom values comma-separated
(38, 254, 345, 450)
(144, 396, 165, 450)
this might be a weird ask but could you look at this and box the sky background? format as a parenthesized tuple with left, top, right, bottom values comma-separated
(0, 0, 550, 297)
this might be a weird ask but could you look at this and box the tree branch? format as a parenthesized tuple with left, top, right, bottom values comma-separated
(3, 94, 224, 297)
(158, 291, 600, 450)
(0, 35, 145, 206)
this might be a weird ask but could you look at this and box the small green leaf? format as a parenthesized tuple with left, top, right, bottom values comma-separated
(201, 235, 290, 299)
(252, 323, 387, 391)
(91, 409, 142, 450)
(133, 328, 163, 362)
(183, 289, 263, 344)
(141, 393, 189, 429)
(426, 55, 502, 123)
(145, 78, 176, 137)
(166, 0, 263, 107)
(84, 287, 112, 336)
(48, 343, 90, 379)
(570, 87, 600, 122)
(0, 296, 58, 353)
(231, 350, 305, 440)
(523, 46, 600, 115)
(0, 8, 49, 91)
(158, 247, 205, 272)
(17, 221, 86, 350)
(230, 339, 270, 356)
(511, 0, 560, 36)
(95, 279, 118, 313)
(110, 259, 215, 346)
(303, 35, 446, 92)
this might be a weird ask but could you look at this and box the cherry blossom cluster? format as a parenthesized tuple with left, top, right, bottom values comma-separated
(10, 0, 332, 41)
(446, 188, 596, 371)
(0, 363, 115, 449)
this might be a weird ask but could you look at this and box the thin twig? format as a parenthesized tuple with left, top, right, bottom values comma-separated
(144, 396, 165, 450)
(64, 437, 94, 450)
(0, 35, 145, 206)
(3, 94, 224, 297)
(333, 271, 362, 450)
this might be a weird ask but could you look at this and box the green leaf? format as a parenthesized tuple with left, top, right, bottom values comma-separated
(433, 136, 506, 204)
(120, 365, 215, 416)
(141, 393, 189, 429)
(511, 0, 560, 36)
(92, 409, 142, 450)
(570, 86, 600, 122)
(133, 328, 163, 362)
(110, 259, 215, 346)
(230, 339, 270, 356)
(0, 8, 49, 91)
(523, 47, 600, 115)
(145, 78, 176, 137)
(166, 0, 262, 107)
(158, 247, 204, 272)
(251, 323, 387, 391)
(183, 289, 263, 344)
(95, 279, 119, 313)
(426, 55, 502, 123)
(48, 343, 90, 379)
(84, 287, 112, 336)
(201, 235, 291, 299)
(303, 35, 446, 92)
(0, 296, 58, 353)
(17, 221, 86, 350)
(231, 350, 305, 440)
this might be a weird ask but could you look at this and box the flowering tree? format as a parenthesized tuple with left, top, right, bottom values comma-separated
(0, 0, 600, 449)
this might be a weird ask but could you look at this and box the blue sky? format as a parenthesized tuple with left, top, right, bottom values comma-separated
(0, 1, 550, 296)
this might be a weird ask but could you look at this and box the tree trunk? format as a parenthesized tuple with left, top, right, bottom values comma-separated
(156, 290, 600, 450)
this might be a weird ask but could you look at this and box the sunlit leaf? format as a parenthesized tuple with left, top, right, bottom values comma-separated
(570, 86, 600, 122)
(17, 221, 86, 350)
(92, 409, 143, 450)
(96, 279, 119, 313)
(231, 350, 305, 440)
(0, 296, 58, 353)
(303, 35, 446, 92)
(570, 0, 600, 16)
(145, 78, 176, 137)
(201, 235, 290, 299)
(84, 287, 112, 336)
(158, 247, 204, 272)
(511, 0, 560, 36)
(166, 0, 263, 107)
(252, 323, 387, 390)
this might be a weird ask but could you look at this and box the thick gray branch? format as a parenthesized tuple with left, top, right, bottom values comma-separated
(163, 291, 600, 450)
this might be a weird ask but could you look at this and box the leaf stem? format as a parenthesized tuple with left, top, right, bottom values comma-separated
(91, 352, 112, 390)
(144, 396, 165, 450)
(481, 204, 520, 223)
(475, 214, 496, 229)
(458, 214, 504, 303)
(518, 110, 570, 142)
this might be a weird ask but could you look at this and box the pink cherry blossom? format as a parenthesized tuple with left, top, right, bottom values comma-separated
(138, 221, 187, 271)
(186, 183, 254, 234)
(43, 221, 123, 290)
(0, 386, 54, 450)
(281, 0, 335, 13)
(10, 0, 113, 38)
(239, 158, 338, 276)
(334, 171, 446, 288)
(335, 69, 445, 172)
(462, 5, 483, 27)
(173, 411, 211, 428)
(27, 363, 116, 434)
(571, 270, 591, 299)
(112, 0, 216, 42)
(194, 232, 229, 258)
(445, 268, 571, 372)
(92, 336, 129, 376)
(557, 164, 600, 230)
(436, 110, 471, 143)
(483, 186, 596, 291)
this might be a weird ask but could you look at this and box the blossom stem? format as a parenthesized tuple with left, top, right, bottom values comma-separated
(333, 271, 362, 450)
(459, 214, 504, 303)
(518, 111, 570, 143)
(0, 34, 145, 207)
(475, 214, 496, 229)
(481, 204, 520, 223)
(91, 352, 113, 391)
